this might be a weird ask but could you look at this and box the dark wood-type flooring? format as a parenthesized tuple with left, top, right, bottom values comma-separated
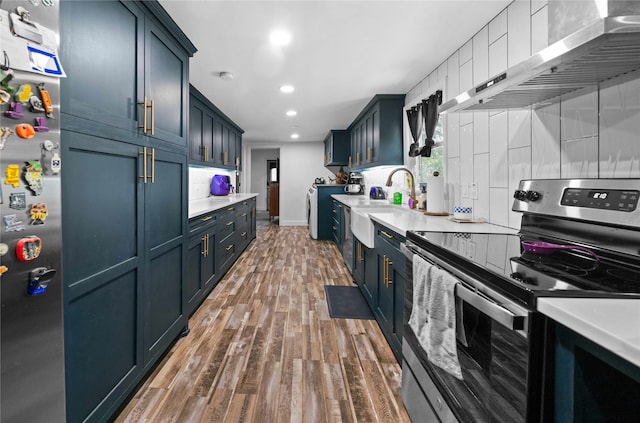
(115, 220, 411, 422)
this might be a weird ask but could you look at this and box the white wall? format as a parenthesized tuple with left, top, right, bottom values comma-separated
(243, 141, 327, 226)
(188, 166, 236, 201)
(250, 148, 279, 210)
(405, 0, 640, 229)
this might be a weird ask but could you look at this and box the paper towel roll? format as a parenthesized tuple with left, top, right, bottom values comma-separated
(426, 174, 445, 213)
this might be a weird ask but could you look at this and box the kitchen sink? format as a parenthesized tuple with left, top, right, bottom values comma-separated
(350, 204, 408, 249)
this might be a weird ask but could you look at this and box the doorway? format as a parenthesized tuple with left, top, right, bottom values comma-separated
(267, 159, 279, 220)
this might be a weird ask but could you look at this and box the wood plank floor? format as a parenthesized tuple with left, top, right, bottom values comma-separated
(115, 221, 411, 423)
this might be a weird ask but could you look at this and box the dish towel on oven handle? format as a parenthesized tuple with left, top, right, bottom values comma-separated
(409, 255, 463, 380)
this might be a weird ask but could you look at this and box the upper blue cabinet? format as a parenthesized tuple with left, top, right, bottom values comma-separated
(189, 85, 244, 170)
(61, 0, 196, 150)
(348, 94, 405, 170)
(324, 130, 350, 166)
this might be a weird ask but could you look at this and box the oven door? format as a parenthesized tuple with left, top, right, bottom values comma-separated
(401, 241, 538, 423)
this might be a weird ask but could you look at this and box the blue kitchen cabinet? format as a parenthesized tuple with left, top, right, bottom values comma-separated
(374, 223, 406, 362)
(353, 238, 378, 312)
(60, 1, 195, 421)
(313, 186, 345, 241)
(189, 85, 244, 169)
(324, 130, 350, 166)
(348, 94, 405, 170)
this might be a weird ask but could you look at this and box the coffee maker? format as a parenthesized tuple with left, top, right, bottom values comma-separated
(345, 172, 365, 195)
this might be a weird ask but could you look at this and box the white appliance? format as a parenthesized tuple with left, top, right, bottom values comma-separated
(307, 186, 318, 239)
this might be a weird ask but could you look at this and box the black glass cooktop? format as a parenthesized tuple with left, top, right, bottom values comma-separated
(407, 231, 640, 307)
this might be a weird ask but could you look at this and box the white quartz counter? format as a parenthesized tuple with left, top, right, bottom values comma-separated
(538, 298, 640, 368)
(332, 194, 516, 236)
(189, 193, 259, 219)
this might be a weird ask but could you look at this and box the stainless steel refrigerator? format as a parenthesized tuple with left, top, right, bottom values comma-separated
(0, 0, 65, 421)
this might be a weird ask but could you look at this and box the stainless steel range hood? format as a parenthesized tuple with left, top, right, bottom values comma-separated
(439, 0, 640, 113)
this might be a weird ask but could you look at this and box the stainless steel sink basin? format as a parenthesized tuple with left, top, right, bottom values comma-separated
(350, 204, 408, 248)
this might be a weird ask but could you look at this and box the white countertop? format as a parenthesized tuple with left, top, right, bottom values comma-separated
(189, 193, 258, 219)
(332, 194, 516, 236)
(538, 298, 640, 368)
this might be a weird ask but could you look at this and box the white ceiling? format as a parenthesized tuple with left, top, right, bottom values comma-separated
(160, 0, 511, 144)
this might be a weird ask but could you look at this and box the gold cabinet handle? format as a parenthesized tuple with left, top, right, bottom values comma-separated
(383, 255, 388, 287)
(236, 156, 240, 167)
(332, 226, 336, 230)
(223, 151, 228, 165)
(241, 231, 247, 237)
(150, 148, 155, 183)
(139, 147, 147, 183)
(201, 216, 213, 222)
(226, 221, 233, 226)
(226, 244, 233, 251)
(367, 147, 372, 163)
(203, 145, 209, 161)
(150, 99, 155, 135)
(387, 258, 393, 285)
(227, 207, 235, 212)
(358, 242, 363, 262)
(348, 156, 352, 167)
(381, 230, 394, 239)
(241, 213, 247, 217)
(356, 151, 360, 165)
(202, 235, 207, 256)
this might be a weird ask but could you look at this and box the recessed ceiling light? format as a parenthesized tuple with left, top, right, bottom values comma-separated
(290, 133, 299, 139)
(280, 85, 294, 93)
(269, 30, 291, 46)
(286, 110, 297, 117)
(218, 71, 235, 81)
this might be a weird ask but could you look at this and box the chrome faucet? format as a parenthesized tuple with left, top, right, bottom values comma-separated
(385, 167, 417, 209)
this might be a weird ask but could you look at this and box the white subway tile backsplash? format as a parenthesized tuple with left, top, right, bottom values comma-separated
(508, 109, 531, 149)
(531, 6, 549, 54)
(489, 187, 510, 227)
(473, 153, 490, 221)
(460, 123, 474, 188)
(561, 91, 598, 141)
(531, 0, 548, 14)
(532, 103, 561, 178)
(489, 111, 508, 187)
(508, 0, 531, 66)
(447, 113, 461, 158)
(447, 52, 460, 101)
(599, 76, 640, 178)
(473, 26, 489, 85)
(488, 9, 508, 44)
(459, 60, 473, 98)
(474, 111, 490, 154)
(447, 157, 461, 210)
(459, 40, 473, 64)
(489, 35, 508, 79)
(561, 136, 599, 178)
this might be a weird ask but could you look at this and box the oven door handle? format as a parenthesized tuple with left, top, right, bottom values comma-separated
(456, 283, 524, 331)
(401, 242, 525, 332)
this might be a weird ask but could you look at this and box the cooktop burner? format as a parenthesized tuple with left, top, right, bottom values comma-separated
(407, 230, 640, 307)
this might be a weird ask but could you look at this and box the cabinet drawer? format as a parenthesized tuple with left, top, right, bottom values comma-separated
(375, 225, 404, 250)
(218, 218, 235, 243)
(189, 211, 217, 235)
(218, 240, 236, 269)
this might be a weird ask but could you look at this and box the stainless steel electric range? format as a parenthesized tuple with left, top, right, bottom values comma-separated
(400, 179, 640, 423)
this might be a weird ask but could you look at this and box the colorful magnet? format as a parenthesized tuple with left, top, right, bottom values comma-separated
(28, 267, 57, 296)
(3, 102, 23, 119)
(0, 127, 12, 150)
(0, 89, 10, 104)
(0, 243, 8, 256)
(4, 214, 25, 232)
(23, 161, 43, 195)
(37, 83, 54, 118)
(51, 152, 61, 174)
(30, 203, 48, 225)
(4, 164, 20, 187)
(16, 236, 42, 261)
(29, 94, 44, 112)
(15, 84, 31, 103)
(42, 0, 54, 7)
(0, 266, 8, 276)
(33, 117, 49, 132)
(16, 123, 35, 139)
(9, 192, 26, 209)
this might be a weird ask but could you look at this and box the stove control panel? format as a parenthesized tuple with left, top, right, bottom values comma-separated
(561, 188, 639, 212)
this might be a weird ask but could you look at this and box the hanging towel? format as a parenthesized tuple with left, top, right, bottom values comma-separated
(409, 255, 431, 339)
(422, 265, 463, 380)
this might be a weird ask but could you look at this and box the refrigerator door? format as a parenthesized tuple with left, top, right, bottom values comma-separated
(0, 1, 65, 422)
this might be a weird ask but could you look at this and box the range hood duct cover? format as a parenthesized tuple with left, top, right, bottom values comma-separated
(439, 0, 640, 113)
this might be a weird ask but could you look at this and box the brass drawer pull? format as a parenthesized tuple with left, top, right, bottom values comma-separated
(241, 213, 247, 217)
(241, 231, 247, 237)
(201, 216, 213, 222)
(226, 244, 233, 251)
(381, 230, 394, 239)
(201, 235, 207, 256)
(226, 221, 234, 226)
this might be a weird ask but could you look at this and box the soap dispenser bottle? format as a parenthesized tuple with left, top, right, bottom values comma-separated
(418, 184, 427, 210)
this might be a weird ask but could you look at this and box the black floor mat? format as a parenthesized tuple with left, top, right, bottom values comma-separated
(324, 285, 374, 320)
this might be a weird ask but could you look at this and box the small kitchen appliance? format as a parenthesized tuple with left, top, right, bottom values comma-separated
(345, 172, 365, 195)
(211, 174, 231, 196)
(369, 186, 386, 199)
(401, 178, 640, 423)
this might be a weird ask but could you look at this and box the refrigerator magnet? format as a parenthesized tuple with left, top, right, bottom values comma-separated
(29, 203, 47, 225)
(0, 127, 12, 150)
(9, 192, 26, 209)
(15, 123, 35, 139)
(23, 161, 43, 195)
(4, 164, 20, 187)
(0, 243, 8, 256)
(3, 214, 25, 232)
(16, 236, 42, 261)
